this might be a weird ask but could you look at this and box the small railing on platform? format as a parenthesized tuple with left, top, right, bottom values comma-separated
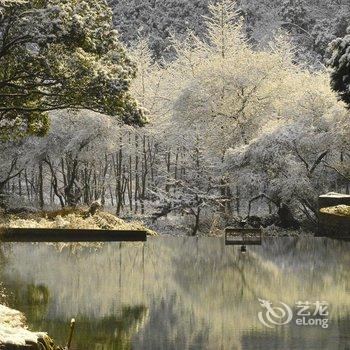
(225, 227, 262, 246)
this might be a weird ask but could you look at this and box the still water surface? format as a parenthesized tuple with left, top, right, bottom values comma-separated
(0, 236, 350, 350)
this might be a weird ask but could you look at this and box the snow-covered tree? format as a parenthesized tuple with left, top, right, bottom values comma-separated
(160, 2, 299, 166)
(225, 74, 349, 224)
(0, 0, 146, 139)
(131, 0, 350, 227)
(108, 0, 211, 59)
(328, 27, 350, 107)
(1, 0, 349, 232)
(107, 0, 348, 65)
(280, 0, 308, 31)
(37, 110, 120, 207)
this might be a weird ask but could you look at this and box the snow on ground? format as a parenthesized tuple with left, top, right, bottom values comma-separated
(0, 304, 45, 346)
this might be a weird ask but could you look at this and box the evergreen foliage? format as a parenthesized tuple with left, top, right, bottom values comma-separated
(0, 0, 146, 139)
(328, 27, 350, 107)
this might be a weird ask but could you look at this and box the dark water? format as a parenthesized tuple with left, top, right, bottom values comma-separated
(0, 236, 350, 350)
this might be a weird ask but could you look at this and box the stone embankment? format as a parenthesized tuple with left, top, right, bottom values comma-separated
(318, 193, 350, 239)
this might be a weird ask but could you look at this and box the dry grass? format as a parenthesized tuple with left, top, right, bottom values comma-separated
(0, 208, 157, 236)
(320, 205, 350, 217)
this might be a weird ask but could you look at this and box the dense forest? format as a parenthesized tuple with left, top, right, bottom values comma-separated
(0, 0, 349, 235)
(109, 0, 350, 64)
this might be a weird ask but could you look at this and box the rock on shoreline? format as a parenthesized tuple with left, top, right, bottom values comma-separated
(0, 304, 56, 349)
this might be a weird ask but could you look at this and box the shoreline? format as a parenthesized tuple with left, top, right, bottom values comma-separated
(0, 304, 60, 350)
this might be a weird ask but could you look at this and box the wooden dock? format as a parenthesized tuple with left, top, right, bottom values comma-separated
(0, 228, 147, 242)
(225, 227, 262, 245)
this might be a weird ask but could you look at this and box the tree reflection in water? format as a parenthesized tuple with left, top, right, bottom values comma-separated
(0, 236, 349, 350)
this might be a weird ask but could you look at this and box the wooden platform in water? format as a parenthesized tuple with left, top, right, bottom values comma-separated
(0, 228, 147, 242)
(225, 227, 262, 245)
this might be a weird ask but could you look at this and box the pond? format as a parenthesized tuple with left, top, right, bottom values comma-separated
(0, 236, 349, 350)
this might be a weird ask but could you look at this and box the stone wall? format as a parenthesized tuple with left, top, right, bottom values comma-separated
(318, 192, 350, 209)
(318, 192, 350, 239)
(318, 212, 350, 238)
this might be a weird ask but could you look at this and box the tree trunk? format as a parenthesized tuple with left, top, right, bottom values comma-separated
(192, 206, 201, 236)
(277, 204, 300, 229)
(38, 162, 44, 210)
